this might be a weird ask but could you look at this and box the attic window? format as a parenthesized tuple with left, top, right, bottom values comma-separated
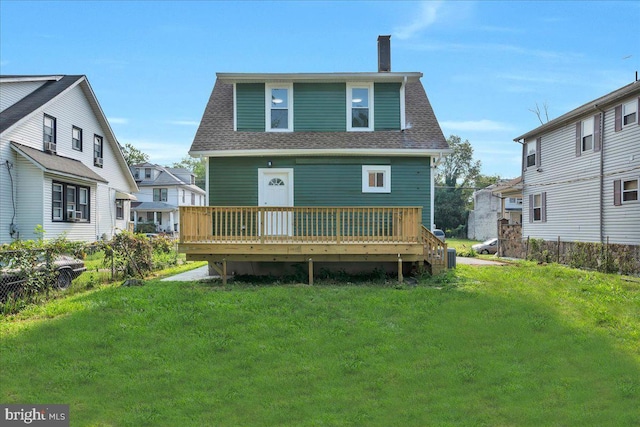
(347, 83, 374, 131)
(266, 83, 293, 132)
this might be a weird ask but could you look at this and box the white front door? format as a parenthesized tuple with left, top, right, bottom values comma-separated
(258, 168, 293, 235)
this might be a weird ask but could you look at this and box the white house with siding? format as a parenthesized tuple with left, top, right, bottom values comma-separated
(130, 162, 206, 233)
(514, 80, 640, 245)
(0, 75, 138, 244)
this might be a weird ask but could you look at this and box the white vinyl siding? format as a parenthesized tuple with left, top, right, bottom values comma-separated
(0, 80, 137, 243)
(0, 80, 47, 112)
(523, 94, 640, 245)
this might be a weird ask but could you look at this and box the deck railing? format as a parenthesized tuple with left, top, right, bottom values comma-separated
(180, 206, 422, 244)
(421, 225, 447, 272)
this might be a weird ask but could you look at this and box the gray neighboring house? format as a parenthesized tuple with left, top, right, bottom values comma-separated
(130, 163, 206, 233)
(492, 176, 523, 225)
(514, 80, 640, 245)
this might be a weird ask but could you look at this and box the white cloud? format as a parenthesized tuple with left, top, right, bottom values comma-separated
(108, 117, 129, 125)
(394, 1, 442, 40)
(440, 119, 515, 132)
(168, 120, 200, 126)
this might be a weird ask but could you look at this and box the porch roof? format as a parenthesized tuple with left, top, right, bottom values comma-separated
(11, 142, 108, 183)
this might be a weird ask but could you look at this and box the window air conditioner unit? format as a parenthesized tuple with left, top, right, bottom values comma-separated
(94, 157, 103, 167)
(44, 142, 57, 153)
(68, 210, 83, 221)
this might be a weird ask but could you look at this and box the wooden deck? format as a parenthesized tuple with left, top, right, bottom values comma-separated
(178, 206, 447, 283)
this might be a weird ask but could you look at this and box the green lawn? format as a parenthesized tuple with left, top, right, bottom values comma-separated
(1, 262, 639, 426)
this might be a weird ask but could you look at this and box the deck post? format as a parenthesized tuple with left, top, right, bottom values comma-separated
(398, 254, 403, 283)
(222, 258, 227, 285)
(308, 258, 313, 285)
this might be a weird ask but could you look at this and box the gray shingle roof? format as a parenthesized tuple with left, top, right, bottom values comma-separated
(131, 201, 177, 212)
(190, 78, 448, 154)
(11, 142, 108, 183)
(1, 75, 84, 134)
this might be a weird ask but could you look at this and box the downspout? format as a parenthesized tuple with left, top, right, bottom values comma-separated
(431, 152, 444, 230)
(594, 104, 605, 244)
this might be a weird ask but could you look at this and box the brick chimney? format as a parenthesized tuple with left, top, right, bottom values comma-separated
(377, 35, 391, 72)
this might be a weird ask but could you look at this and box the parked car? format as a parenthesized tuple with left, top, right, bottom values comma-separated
(472, 238, 498, 255)
(433, 229, 445, 242)
(0, 255, 86, 301)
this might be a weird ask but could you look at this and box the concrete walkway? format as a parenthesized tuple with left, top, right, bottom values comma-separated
(161, 265, 215, 281)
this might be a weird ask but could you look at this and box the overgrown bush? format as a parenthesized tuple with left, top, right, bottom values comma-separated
(103, 231, 153, 278)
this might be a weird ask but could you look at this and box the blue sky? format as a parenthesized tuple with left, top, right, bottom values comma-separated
(1, 1, 638, 179)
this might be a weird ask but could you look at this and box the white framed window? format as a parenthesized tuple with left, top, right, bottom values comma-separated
(622, 100, 637, 127)
(581, 117, 594, 152)
(265, 83, 293, 132)
(526, 140, 536, 167)
(72, 126, 82, 151)
(134, 168, 140, 179)
(93, 135, 103, 167)
(347, 83, 374, 131)
(532, 193, 542, 221)
(52, 183, 63, 220)
(145, 168, 152, 179)
(191, 192, 195, 205)
(362, 165, 391, 193)
(78, 187, 88, 220)
(153, 188, 168, 202)
(623, 179, 639, 202)
(44, 115, 56, 144)
(115, 199, 124, 220)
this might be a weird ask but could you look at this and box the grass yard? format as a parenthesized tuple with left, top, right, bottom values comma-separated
(1, 262, 639, 426)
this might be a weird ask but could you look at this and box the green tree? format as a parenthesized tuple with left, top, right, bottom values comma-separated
(170, 156, 206, 190)
(434, 135, 481, 236)
(121, 143, 149, 166)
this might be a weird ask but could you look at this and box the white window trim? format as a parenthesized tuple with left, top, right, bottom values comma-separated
(532, 193, 542, 222)
(582, 117, 594, 152)
(526, 140, 536, 167)
(265, 83, 293, 132)
(622, 178, 639, 203)
(622, 100, 638, 127)
(347, 82, 374, 132)
(362, 165, 391, 193)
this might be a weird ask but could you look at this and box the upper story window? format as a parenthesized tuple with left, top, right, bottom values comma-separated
(43, 115, 56, 151)
(581, 117, 594, 152)
(347, 83, 374, 131)
(362, 165, 391, 193)
(622, 100, 637, 127)
(526, 140, 537, 167)
(191, 193, 195, 205)
(94, 135, 104, 167)
(266, 83, 293, 132)
(145, 168, 152, 179)
(134, 168, 140, 179)
(72, 126, 83, 151)
(153, 188, 168, 202)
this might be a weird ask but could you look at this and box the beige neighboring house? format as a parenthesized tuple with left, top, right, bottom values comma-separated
(0, 75, 138, 244)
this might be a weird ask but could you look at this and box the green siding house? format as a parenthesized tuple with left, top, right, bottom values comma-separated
(183, 36, 451, 279)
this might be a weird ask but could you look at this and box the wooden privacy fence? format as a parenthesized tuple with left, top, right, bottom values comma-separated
(180, 206, 422, 244)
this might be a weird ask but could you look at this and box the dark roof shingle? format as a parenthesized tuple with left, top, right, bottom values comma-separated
(1, 76, 84, 134)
